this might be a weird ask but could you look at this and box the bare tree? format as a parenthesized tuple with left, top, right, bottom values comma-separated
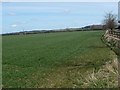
(103, 12, 117, 30)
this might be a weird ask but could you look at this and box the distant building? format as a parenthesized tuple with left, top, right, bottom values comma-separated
(118, 1, 120, 23)
(118, 1, 120, 29)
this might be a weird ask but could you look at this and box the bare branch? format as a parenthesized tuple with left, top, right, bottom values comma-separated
(103, 12, 117, 30)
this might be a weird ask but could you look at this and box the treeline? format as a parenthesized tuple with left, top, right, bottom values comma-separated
(2, 28, 81, 36)
(2, 27, 104, 36)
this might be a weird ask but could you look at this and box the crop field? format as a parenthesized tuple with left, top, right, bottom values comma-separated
(2, 31, 117, 88)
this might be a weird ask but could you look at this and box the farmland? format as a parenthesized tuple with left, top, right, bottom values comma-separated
(2, 31, 117, 88)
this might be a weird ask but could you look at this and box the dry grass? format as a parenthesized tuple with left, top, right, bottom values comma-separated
(82, 57, 118, 88)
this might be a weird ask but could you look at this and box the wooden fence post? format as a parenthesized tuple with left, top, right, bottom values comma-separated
(109, 30, 120, 39)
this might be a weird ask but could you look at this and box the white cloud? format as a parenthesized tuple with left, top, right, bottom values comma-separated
(63, 9, 71, 13)
(8, 12, 16, 16)
(11, 24, 17, 28)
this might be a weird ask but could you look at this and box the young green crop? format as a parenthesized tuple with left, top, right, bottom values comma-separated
(2, 31, 116, 88)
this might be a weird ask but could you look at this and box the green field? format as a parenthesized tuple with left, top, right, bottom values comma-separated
(2, 31, 116, 88)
